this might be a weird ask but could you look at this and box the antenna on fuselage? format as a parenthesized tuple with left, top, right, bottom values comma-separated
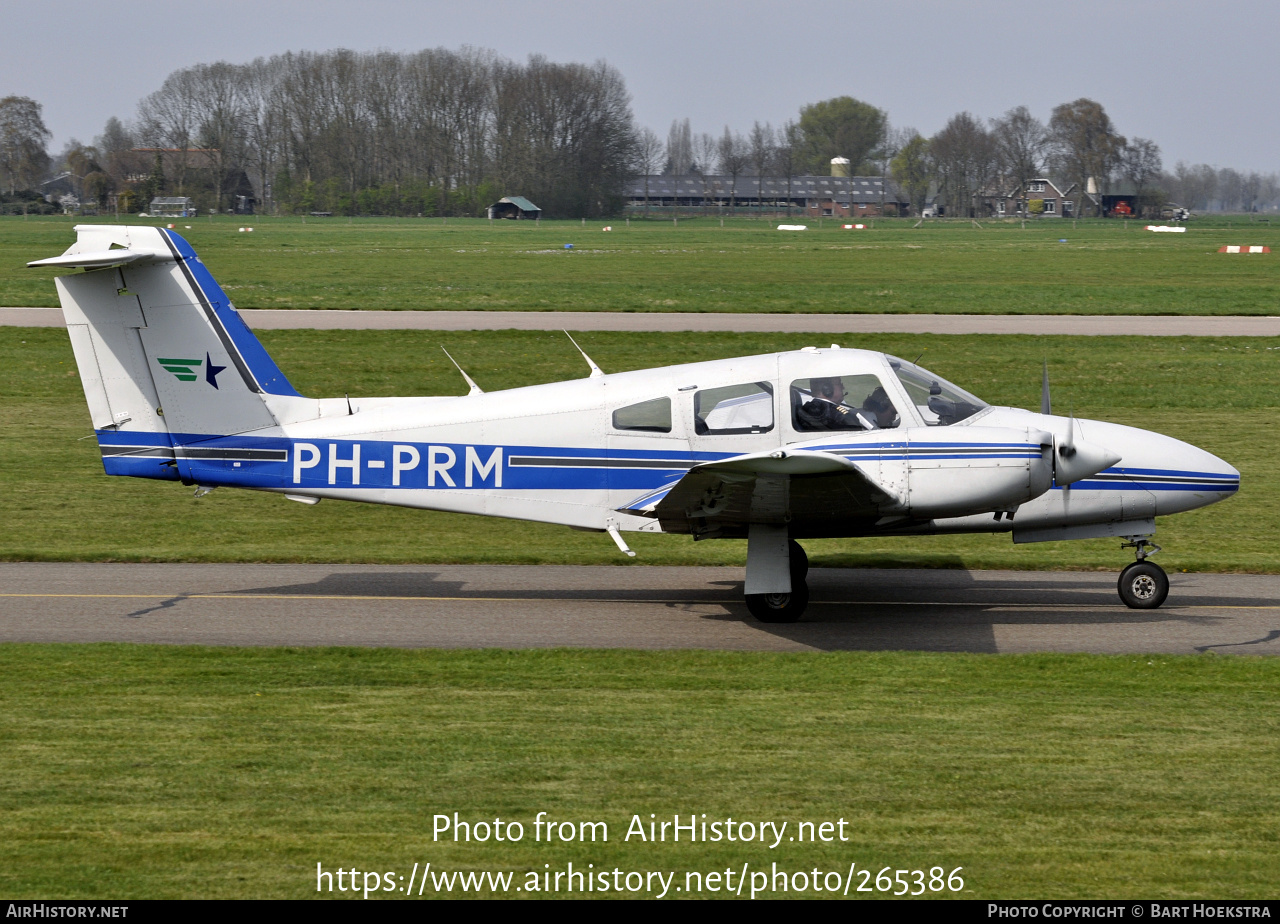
(441, 347, 483, 396)
(563, 330, 604, 378)
(1040, 360, 1052, 415)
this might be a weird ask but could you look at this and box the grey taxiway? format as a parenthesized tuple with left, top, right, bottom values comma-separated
(3, 563, 1277, 655)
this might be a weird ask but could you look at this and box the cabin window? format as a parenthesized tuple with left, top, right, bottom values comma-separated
(888, 356, 988, 426)
(791, 374, 901, 431)
(613, 397, 672, 433)
(694, 382, 774, 434)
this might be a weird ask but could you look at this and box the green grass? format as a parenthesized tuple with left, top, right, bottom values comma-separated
(1, 644, 1277, 898)
(2, 327, 1275, 572)
(3, 213, 1279, 314)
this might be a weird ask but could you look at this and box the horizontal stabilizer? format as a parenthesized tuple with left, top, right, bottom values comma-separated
(27, 248, 171, 270)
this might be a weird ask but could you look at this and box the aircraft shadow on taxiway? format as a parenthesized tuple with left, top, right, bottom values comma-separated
(224, 569, 1248, 654)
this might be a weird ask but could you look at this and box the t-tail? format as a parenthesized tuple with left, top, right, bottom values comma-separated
(29, 225, 301, 484)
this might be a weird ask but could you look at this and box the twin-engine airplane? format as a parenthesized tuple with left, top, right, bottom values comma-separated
(32, 225, 1239, 622)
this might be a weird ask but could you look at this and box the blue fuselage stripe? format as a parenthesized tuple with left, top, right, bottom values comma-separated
(93, 431, 1238, 496)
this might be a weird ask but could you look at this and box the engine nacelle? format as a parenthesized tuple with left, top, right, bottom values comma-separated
(904, 426, 1054, 519)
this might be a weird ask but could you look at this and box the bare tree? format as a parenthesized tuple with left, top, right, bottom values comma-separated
(749, 121, 774, 216)
(693, 131, 718, 215)
(1168, 161, 1217, 210)
(717, 126, 749, 215)
(665, 118, 692, 175)
(876, 125, 912, 215)
(930, 113, 996, 218)
(1048, 98, 1125, 217)
(771, 120, 801, 216)
(891, 132, 931, 216)
(0, 96, 52, 194)
(634, 126, 662, 215)
(132, 47, 635, 218)
(991, 105, 1048, 201)
(137, 67, 202, 194)
(190, 62, 251, 213)
(1120, 137, 1162, 215)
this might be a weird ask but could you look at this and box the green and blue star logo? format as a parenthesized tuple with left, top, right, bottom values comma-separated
(157, 352, 226, 389)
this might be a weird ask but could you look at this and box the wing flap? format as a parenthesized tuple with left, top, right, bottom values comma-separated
(617, 448, 901, 535)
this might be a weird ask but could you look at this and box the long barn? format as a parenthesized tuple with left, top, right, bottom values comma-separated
(625, 175, 908, 217)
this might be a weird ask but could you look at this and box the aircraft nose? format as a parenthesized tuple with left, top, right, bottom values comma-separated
(1124, 431, 1240, 511)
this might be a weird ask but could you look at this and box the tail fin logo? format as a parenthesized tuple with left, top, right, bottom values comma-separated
(158, 356, 202, 381)
(157, 353, 226, 389)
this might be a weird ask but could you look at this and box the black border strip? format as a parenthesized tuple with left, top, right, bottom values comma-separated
(157, 230, 262, 393)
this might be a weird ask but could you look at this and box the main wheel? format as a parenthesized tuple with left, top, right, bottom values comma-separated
(1118, 561, 1169, 609)
(746, 582, 810, 623)
(788, 539, 809, 582)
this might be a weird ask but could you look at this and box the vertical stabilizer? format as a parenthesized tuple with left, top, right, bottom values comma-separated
(31, 225, 303, 481)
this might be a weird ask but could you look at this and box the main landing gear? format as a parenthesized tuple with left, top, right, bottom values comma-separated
(746, 538, 810, 624)
(1117, 536, 1169, 609)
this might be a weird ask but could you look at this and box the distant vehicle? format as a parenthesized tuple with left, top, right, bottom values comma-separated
(921, 205, 938, 218)
(31, 226, 1240, 622)
(1161, 204, 1191, 221)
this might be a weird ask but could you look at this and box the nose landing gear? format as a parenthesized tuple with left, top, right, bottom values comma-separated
(1117, 536, 1169, 609)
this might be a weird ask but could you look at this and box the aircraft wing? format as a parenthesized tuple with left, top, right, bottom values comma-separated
(618, 448, 900, 538)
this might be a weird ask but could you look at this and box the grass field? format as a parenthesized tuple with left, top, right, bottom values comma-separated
(3, 216, 1277, 902)
(1, 645, 1277, 899)
(3, 213, 1278, 315)
(2, 326, 1275, 572)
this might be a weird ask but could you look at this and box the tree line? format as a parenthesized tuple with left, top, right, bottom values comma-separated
(2, 52, 1277, 219)
(651, 98, 1278, 219)
(4, 48, 636, 218)
(892, 99, 1278, 218)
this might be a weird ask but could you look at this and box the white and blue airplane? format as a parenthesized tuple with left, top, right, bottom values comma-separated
(31, 225, 1239, 622)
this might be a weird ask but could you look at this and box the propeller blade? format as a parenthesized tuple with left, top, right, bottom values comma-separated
(1040, 361, 1052, 415)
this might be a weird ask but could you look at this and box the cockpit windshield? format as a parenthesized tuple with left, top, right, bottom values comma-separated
(887, 356, 989, 426)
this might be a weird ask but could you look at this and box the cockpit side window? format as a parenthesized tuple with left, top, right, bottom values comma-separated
(791, 374, 902, 431)
(612, 397, 672, 433)
(888, 357, 988, 426)
(694, 382, 774, 434)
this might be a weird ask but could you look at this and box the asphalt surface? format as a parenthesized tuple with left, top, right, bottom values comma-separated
(2, 562, 1276, 654)
(4, 307, 1279, 336)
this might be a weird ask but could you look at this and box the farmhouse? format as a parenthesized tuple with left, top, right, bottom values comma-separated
(982, 177, 1079, 218)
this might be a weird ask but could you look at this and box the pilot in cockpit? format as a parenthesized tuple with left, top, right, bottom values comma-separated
(795, 376, 901, 431)
(797, 377, 867, 430)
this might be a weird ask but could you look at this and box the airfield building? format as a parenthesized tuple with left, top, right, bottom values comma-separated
(625, 175, 909, 218)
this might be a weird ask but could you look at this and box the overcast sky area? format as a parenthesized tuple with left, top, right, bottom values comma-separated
(5, 0, 1277, 174)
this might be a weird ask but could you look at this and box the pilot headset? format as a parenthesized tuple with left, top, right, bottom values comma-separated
(818, 379, 837, 398)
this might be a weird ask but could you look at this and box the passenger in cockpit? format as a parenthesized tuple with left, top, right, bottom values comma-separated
(861, 386, 900, 429)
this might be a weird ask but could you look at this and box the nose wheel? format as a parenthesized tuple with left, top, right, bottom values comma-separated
(1117, 536, 1168, 609)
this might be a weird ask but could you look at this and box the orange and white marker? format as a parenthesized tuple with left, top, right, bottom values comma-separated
(1218, 245, 1270, 253)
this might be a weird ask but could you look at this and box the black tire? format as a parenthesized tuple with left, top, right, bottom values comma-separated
(746, 582, 810, 623)
(788, 539, 809, 582)
(1118, 561, 1169, 609)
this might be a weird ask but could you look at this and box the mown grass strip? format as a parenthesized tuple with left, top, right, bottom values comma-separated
(0, 644, 1276, 898)
(4, 214, 1278, 314)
